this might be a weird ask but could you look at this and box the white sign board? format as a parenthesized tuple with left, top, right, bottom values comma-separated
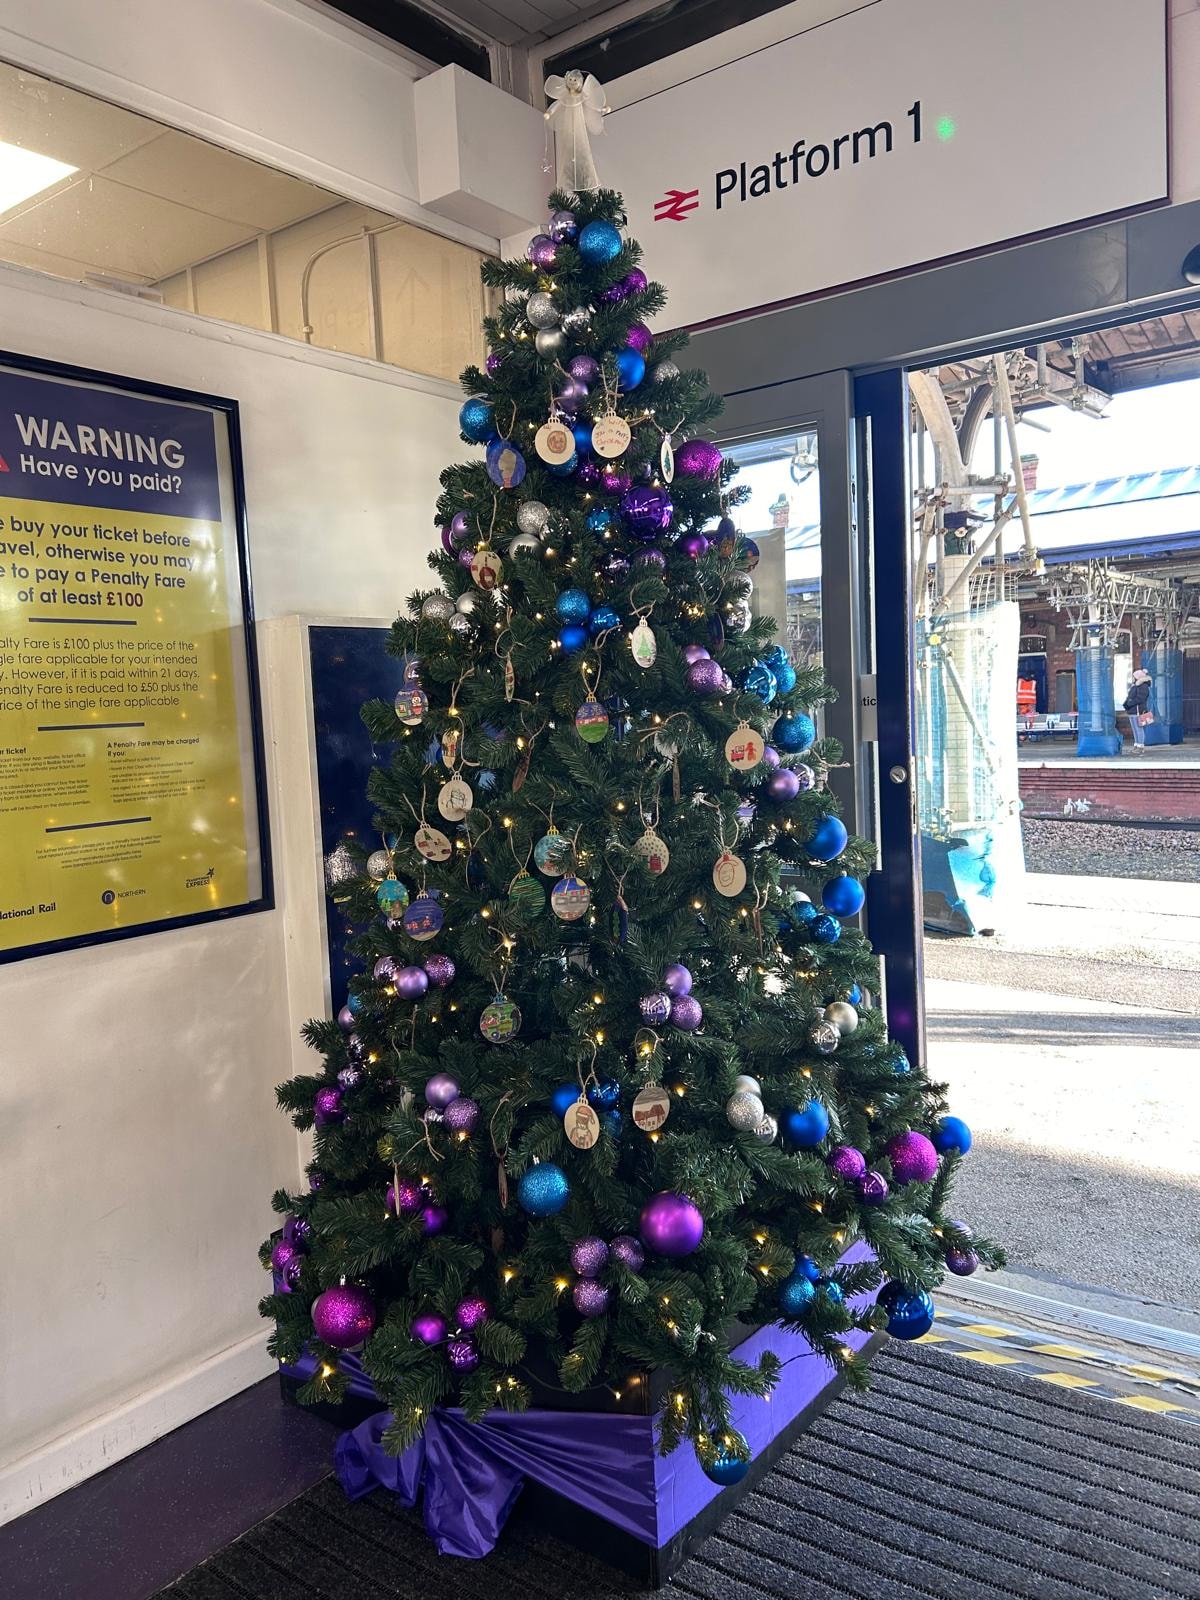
(600, 0, 1168, 329)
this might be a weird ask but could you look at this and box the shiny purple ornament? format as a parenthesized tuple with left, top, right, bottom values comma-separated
(632, 546, 666, 572)
(443, 1096, 480, 1135)
(603, 467, 632, 497)
(447, 1337, 479, 1372)
(858, 1170, 890, 1205)
(423, 954, 456, 988)
(887, 1131, 940, 1185)
(577, 461, 603, 488)
(527, 233, 556, 268)
(669, 994, 703, 1031)
(422, 1204, 449, 1236)
(411, 1311, 446, 1345)
(639, 991, 672, 1026)
(388, 1179, 424, 1217)
(683, 644, 710, 664)
(675, 439, 724, 478)
(686, 658, 724, 696)
(598, 280, 628, 305)
(602, 552, 630, 580)
(425, 1073, 460, 1109)
(284, 1215, 311, 1247)
(623, 268, 648, 295)
(455, 1296, 490, 1331)
(946, 1247, 980, 1276)
(449, 510, 470, 544)
(337, 1005, 355, 1032)
(556, 376, 588, 413)
(573, 1280, 611, 1318)
(373, 956, 398, 982)
(485, 350, 503, 376)
(621, 485, 673, 537)
(639, 1191, 705, 1257)
(762, 745, 781, 770)
(569, 354, 600, 383)
(610, 1234, 645, 1272)
(548, 209, 578, 242)
(625, 322, 653, 354)
(337, 1066, 361, 1090)
(680, 532, 710, 560)
(314, 1086, 344, 1124)
(768, 769, 801, 802)
(828, 1145, 868, 1182)
(395, 965, 429, 1001)
(570, 1237, 610, 1278)
(311, 1284, 375, 1349)
(307, 1169, 325, 1191)
(271, 1239, 301, 1274)
(662, 963, 692, 997)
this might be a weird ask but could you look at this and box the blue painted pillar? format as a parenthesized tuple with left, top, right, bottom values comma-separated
(1074, 645, 1121, 757)
(1141, 645, 1182, 745)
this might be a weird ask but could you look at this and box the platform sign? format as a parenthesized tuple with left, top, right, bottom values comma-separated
(601, 0, 1168, 328)
(0, 354, 269, 961)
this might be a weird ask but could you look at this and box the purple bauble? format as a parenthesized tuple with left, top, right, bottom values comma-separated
(271, 1239, 300, 1274)
(311, 1284, 375, 1349)
(767, 769, 801, 802)
(346, 1034, 366, 1062)
(422, 1204, 449, 1236)
(337, 1066, 361, 1090)
(458, 546, 474, 570)
(485, 350, 503, 375)
(632, 546, 666, 572)
(570, 1237, 610, 1278)
(639, 1192, 705, 1257)
(858, 1170, 890, 1205)
(675, 439, 724, 478)
(795, 764, 816, 791)
(603, 468, 632, 497)
(597, 280, 628, 305)
(623, 268, 648, 296)
(828, 1145, 868, 1182)
(314, 1086, 344, 1125)
(680, 532, 711, 560)
(337, 1005, 355, 1031)
(762, 745, 781, 770)
(556, 376, 588, 413)
(610, 1234, 645, 1272)
(284, 1215, 311, 1248)
(946, 1248, 980, 1277)
(447, 1338, 479, 1372)
(639, 990, 672, 1026)
(569, 354, 600, 383)
(455, 1296, 490, 1331)
(411, 1311, 446, 1345)
(443, 1096, 480, 1135)
(527, 232, 556, 267)
(625, 322, 653, 354)
(603, 552, 631, 580)
(388, 1178, 424, 1217)
(449, 510, 470, 545)
(887, 1131, 940, 1185)
(308, 1169, 325, 1191)
(373, 956, 398, 982)
(621, 485, 674, 537)
(683, 644, 710, 665)
(425, 1073, 460, 1109)
(662, 963, 692, 997)
(687, 658, 725, 696)
(669, 994, 703, 1031)
(573, 1280, 611, 1318)
(423, 954, 456, 988)
(577, 461, 603, 488)
(395, 964, 430, 1001)
(549, 209, 578, 242)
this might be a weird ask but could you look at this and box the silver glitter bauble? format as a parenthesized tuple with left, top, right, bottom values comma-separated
(752, 1114, 779, 1144)
(652, 360, 680, 384)
(732, 1074, 761, 1097)
(448, 612, 473, 637)
(366, 849, 392, 881)
(825, 1001, 859, 1036)
(561, 306, 591, 336)
(526, 292, 560, 329)
(726, 1091, 766, 1132)
(509, 532, 542, 556)
(534, 328, 564, 358)
(421, 593, 455, 622)
(516, 500, 551, 536)
(455, 590, 480, 615)
(324, 842, 357, 889)
(809, 1020, 841, 1055)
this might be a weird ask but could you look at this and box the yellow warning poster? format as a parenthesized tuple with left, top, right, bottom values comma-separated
(0, 361, 266, 958)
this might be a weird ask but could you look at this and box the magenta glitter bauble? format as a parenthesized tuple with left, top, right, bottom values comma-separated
(271, 1239, 300, 1274)
(669, 994, 703, 1031)
(686, 658, 724, 696)
(887, 1131, 940, 1185)
(485, 351, 503, 375)
(683, 644, 710, 665)
(858, 1170, 889, 1205)
(603, 468, 632, 496)
(632, 546, 666, 571)
(570, 1236, 610, 1278)
(762, 745, 781, 770)
(662, 963, 692, 997)
(767, 769, 801, 802)
(610, 1234, 645, 1272)
(569, 354, 600, 383)
(411, 1311, 446, 1345)
(373, 956, 398, 982)
(680, 532, 711, 560)
(639, 1192, 705, 1257)
(621, 485, 673, 536)
(424, 954, 456, 987)
(337, 1006, 355, 1031)
(675, 439, 723, 478)
(458, 547, 474, 569)
(577, 461, 603, 487)
(443, 1096, 480, 1135)
(556, 376, 588, 413)
(395, 964, 429, 1000)
(425, 1073, 460, 1109)
(455, 1296, 490, 1331)
(314, 1086, 343, 1124)
(388, 1178, 424, 1216)
(573, 1280, 611, 1317)
(311, 1284, 375, 1349)
(623, 268, 648, 295)
(597, 280, 627, 305)
(528, 234, 557, 269)
(447, 1338, 479, 1372)
(639, 990, 672, 1025)
(828, 1145, 867, 1181)
(625, 322, 653, 354)
(422, 1204, 449, 1235)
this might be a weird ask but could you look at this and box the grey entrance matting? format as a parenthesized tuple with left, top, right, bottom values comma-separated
(158, 1342, 1200, 1599)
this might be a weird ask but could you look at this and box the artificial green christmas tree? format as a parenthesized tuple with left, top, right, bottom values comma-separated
(261, 187, 998, 1482)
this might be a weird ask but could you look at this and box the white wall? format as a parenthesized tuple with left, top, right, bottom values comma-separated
(0, 264, 462, 1522)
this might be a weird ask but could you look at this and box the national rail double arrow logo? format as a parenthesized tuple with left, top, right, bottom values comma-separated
(654, 187, 700, 222)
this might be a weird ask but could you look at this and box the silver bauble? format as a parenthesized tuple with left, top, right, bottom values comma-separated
(809, 1020, 841, 1055)
(727, 599, 753, 634)
(561, 306, 591, 336)
(652, 360, 680, 384)
(509, 532, 542, 556)
(448, 612, 473, 637)
(455, 590, 480, 616)
(366, 849, 393, 881)
(323, 841, 357, 889)
(526, 292, 560, 329)
(726, 1091, 766, 1132)
(825, 1001, 859, 1036)
(534, 328, 564, 358)
(752, 1114, 779, 1144)
(516, 500, 551, 536)
(732, 1074, 761, 1097)
(421, 593, 455, 622)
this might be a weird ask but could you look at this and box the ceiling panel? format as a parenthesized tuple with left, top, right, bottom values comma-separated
(429, 0, 627, 45)
(0, 62, 160, 170)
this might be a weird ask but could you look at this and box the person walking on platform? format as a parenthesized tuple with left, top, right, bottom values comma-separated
(1123, 667, 1153, 752)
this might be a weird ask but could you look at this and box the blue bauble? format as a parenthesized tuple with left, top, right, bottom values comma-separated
(778, 1273, 815, 1316)
(550, 1083, 580, 1119)
(788, 893, 818, 927)
(602, 1109, 623, 1137)
(893, 1050, 912, 1076)
(805, 815, 849, 861)
(740, 661, 777, 703)
(559, 624, 588, 654)
(586, 1076, 621, 1111)
(578, 220, 623, 265)
(822, 875, 865, 917)
(615, 349, 646, 392)
(702, 1446, 750, 1487)
(773, 712, 815, 753)
(795, 1254, 822, 1283)
(819, 1280, 845, 1306)
(586, 506, 617, 534)
(517, 1162, 570, 1216)
(459, 397, 494, 442)
(878, 1281, 935, 1341)
(547, 453, 578, 477)
(346, 991, 367, 1017)
(781, 1101, 830, 1148)
(762, 645, 789, 673)
(589, 605, 620, 637)
(555, 588, 592, 626)
(572, 419, 594, 456)
(932, 1115, 972, 1155)
(774, 662, 797, 695)
(848, 983, 863, 1005)
(811, 913, 841, 945)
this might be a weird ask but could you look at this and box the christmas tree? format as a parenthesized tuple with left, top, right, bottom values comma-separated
(262, 187, 999, 1480)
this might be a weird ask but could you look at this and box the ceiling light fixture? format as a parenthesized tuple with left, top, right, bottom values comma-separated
(0, 142, 77, 216)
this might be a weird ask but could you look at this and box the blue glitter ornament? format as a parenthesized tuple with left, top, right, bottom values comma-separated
(778, 1273, 815, 1316)
(550, 1083, 581, 1119)
(547, 453, 578, 477)
(740, 661, 777, 703)
(893, 1049, 912, 1076)
(822, 875, 865, 917)
(615, 349, 646, 391)
(702, 1443, 750, 1487)
(811, 913, 841, 945)
(578, 219, 622, 265)
(795, 1254, 822, 1283)
(877, 1281, 935, 1341)
(762, 645, 789, 672)
(586, 1077, 621, 1111)
(586, 506, 617, 534)
(589, 605, 620, 637)
(773, 662, 797, 695)
(459, 397, 494, 442)
(772, 712, 815, 753)
(932, 1115, 972, 1155)
(788, 893, 818, 927)
(572, 419, 594, 456)
(346, 991, 367, 1017)
(558, 624, 588, 654)
(781, 1101, 830, 1148)
(806, 815, 849, 861)
(555, 588, 592, 626)
(517, 1162, 570, 1216)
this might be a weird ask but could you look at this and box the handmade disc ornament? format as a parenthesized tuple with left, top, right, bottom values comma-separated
(470, 545, 503, 590)
(534, 829, 571, 876)
(437, 777, 473, 822)
(725, 723, 764, 770)
(534, 419, 576, 465)
(508, 871, 544, 912)
(632, 828, 669, 876)
(592, 412, 632, 458)
(485, 439, 526, 490)
(713, 850, 747, 897)
(376, 876, 408, 912)
(440, 728, 460, 769)
(629, 618, 657, 669)
(632, 1084, 671, 1133)
(575, 698, 610, 743)
(480, 994, 522, 1043)
(403, 894, 443, 941)
(564, 1096, 601, 1150)
(393, 685, 428, 725)
(414, 823, 452, 863)
(659, 434, 675, 483)
(551, 874, 591, 921)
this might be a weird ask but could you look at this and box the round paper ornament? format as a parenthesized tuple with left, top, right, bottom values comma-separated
(632, 1084, 671, 1132)
(508, 871, 544, 912)
(534, 420, 576, 465)
(713, 850, 747, 897)
(403, 894, 443, 942)
(376, 876, 408, 913)
(437, 777, 473, 822)
(533, 830, 571, 876)
(414, 823, 452, 863)
(592, 413, 632, 458)
(480, 994, 522, 1043)
(725, 724, 764, 770)
(629, 618, 657, 668)
(633, 828, 670, 875)
(551, 874, 591, 921)
(470, 545, 504, 589)
(575, 698, 610, 743)
(486, 439, 525, 490)
(564, 1096, 601, 1149)
(393, 685, 428, 725)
